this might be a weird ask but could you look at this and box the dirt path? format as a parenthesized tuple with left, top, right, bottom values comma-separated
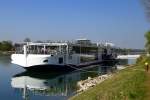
(145, 69, 150, 100)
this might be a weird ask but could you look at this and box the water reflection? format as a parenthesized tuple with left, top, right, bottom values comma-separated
(11, 71, 77, 100)
(0, 56, 11, 66)
(117, 59, 136, 65)
(11, 65, 115, 100)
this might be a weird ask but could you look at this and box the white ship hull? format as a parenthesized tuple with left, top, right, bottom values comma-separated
(11, 54, 102, 70)
(12, 53, 80, 66)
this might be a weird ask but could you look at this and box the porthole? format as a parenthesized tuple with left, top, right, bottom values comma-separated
(43, 59, 48, 63)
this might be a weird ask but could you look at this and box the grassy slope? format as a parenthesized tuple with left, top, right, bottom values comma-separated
(70, 65, 147, 100)
(145, 70, 150, 100)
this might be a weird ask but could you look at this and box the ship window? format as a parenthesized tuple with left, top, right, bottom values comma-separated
(59, 57, 63, 64)
(69, 55, 72, 59)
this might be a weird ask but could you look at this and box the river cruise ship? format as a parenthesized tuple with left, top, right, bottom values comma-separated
(11, 39, 115, 70)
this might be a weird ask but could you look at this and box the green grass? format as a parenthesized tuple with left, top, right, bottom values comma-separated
(70, 64, 147, 100)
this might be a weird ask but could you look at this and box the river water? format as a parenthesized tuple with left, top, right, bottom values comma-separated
(0, 56, 135, 100)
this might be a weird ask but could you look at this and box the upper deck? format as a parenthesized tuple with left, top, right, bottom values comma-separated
(14, 39, 114, 55)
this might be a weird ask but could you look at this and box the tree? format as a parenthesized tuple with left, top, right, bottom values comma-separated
(145, 31, 150, 53)
(0, 41, 13, 51)
(24, 38, 31, 42)
(141, 0, 150, 53)
(141, 0, 150, 22)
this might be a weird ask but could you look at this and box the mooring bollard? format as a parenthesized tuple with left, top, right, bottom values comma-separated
(145, 62, 149, 72)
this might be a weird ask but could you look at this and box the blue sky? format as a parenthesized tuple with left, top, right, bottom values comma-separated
(0, 0, 149, 49)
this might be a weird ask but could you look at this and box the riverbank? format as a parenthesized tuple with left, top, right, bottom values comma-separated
(70, 63, 147, 100)
(77, 74, 112, 92)
(0, 51, 14, 56)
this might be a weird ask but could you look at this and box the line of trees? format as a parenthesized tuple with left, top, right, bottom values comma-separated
(0, 41, 13, 51)
(0, 38, 145, 54)
(0, 38, 31, 52)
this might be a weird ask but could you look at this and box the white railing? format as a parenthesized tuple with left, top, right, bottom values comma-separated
(117, 55, 140, 59)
